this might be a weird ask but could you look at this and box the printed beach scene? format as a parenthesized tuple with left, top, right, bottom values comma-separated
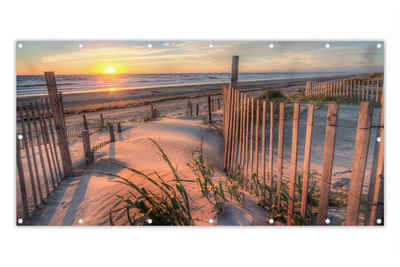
(16, 41, 384, 226)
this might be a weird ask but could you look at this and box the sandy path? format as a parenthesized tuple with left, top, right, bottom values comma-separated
(30, 118, 268, 226)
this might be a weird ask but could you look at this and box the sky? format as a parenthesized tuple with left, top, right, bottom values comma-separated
(16, 41, 384, 75)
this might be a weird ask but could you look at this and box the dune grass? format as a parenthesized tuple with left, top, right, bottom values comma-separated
(91, 138, 193, 225)
(188, 142, 244, 214)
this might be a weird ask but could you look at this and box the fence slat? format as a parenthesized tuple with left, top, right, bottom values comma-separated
(300, 104, 314, 218)
(261, 101, 267, 184)
(317, 103, 339, 225)
(207, 96, 212, 123)
(375, 80, 380, 103)
(268, 102, 275, 187)
(16, 138, 30, 220)
(361, 80, 366, 101)
(276, 103, 285, 208)
(255, 99, 260, 178)
(368, 102, 384, 225)
(83, 114, 88, 130)
(243, 96, 250, 189)
(345, 102, 374, 225)
(228, 90, 237, 171)
(288, 103, 300, 224)
(239, 93, 245, 176)
(366, 102, 383, 224)
(224, 87, 233, 170)
(223, 87, 230, 169)
(227, 88, 235, 171)
(100, 113, 105, 127)
(231, 91, 240, 170)
(249, 98, 255, 192)
(108, 124, 115, 142)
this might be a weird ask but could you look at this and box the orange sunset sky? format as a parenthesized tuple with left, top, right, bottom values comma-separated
(16, 41, 384, 75)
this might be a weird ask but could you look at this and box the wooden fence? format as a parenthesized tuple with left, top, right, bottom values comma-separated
(16, 72, 74, 223)
(16, 94, 66, 221)
(223, 56, 384, 225)
(305, 79, 384, 104)
(186, 96, 222, 122)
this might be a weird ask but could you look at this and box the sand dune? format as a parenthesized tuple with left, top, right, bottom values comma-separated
(31, 117, 268, 226)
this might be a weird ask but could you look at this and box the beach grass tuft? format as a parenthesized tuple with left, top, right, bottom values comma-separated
(101, 138, 193, 225)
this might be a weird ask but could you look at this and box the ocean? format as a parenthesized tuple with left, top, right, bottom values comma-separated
(16, 72, 348, 96)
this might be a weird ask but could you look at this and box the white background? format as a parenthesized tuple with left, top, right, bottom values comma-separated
(0, 1, 398, 266)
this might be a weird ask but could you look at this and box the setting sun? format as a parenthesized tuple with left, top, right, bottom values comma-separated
(105, 66, 116, 74)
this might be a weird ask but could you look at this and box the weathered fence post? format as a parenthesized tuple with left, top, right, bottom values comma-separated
(207, 96, 212, 123)
(345, 102, 374, 225)
(83, 114, 88, 130)
(150, 104, 157, 119)
(44, 72, 73, 177)
(117, 122, 122, 133)
(100, 113, 105, 127)
(82, 130, 93, 165)
(223, 56, 239, 171)
(108, 124, 115, 142)
(187, 101, 193, 116)
(231, 56, 239, 88)
(317, 103, 339, 225)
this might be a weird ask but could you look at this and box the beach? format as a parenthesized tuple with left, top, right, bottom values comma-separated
(17, 72, 382, 225)
(17, 74, 363, 114)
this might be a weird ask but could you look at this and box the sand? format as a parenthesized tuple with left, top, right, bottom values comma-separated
(30, 116, 268, 226)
